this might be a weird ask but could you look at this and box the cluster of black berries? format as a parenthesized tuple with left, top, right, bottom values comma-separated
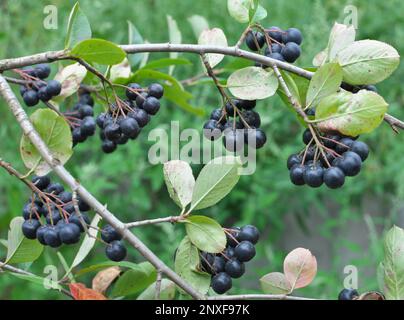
(199, 225, 259, 295)
(245, 27, 303, 64)
(19, 64, 61, 107)
(203, 99, 267, 152)
(287, 129, 370, 189)
(100, 224, 127, 262)
(21, 175, 91, 248)
(96, 83, 164, 154)
(342, 83, 378, 94)
(64, 91, 96, 147)
(338, 288, 359, 300)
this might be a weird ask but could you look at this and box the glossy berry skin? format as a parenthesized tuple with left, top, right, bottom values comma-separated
(59, 223, 81, 244)
(302, 129, 313, 145)
(223, 130, 244, 152)
(143, 97, 160, 115)
(45, 183, 64, 195)
(333, 152, 362, 177)
(324, 167, 346, 189)
(35, 64, 51, 79)
(226, 228, 240, 247)
(245, 129, 267, 149)
(203, 120, 222, 141)
(267, 26, 283, 43)
(104, 123, 121, 141)
(22, 219, 41, 239)
(283, 28, 303, 45)
(80, 117, 96, 137)
(267, 52, 285, 62)
(290, 164, 306, 186)
(58, 191, 72, 204)
(120, 117, 140, 139)
(336, 138, 354, 154)
(32, 175, 50, 190)
(106, 240, 127, 262)
(211, 256, 226, 274)
(69, 213, 90, 232)
(281, 42, 301, 63)
(79, 93, 94, 106)
(225, 259, 245, 278)
(351, 141, 369, 161)
(126, 83, 142, 100)
(128, 108, 150, 128)
(72, 127, 86, 144)
(101, 224, 122, 243)
(79, 105, 94, 119)
(210, 108, 225, 123)
(303, 164, 324, 188)
(235, 241, 256, 262)
(44, 227, 62, 248)
(211, 272, 232, 295)
(241, 110, 261, 128)
(239, 100, 256, 110)
(46, 80, 62, 97)
(245, 31, 265, 51)
(46, 209, 62, 225)
(102, 140, 117, 154)
(338, 288, 359, 300)
(224, 247, 236, 259)
(323, 134, 340, 149)
(135, 93, 147, 108)
(148, 83, 164, 99)
(265, 44, 283, 55)
(238, 225, 260, 244)
(36, 225, 48, 245)
(37, 86, 52, 102)
(77, 196, 91, 212)
(22, 203, 41, 220)
(225, 101, 239, 117)
(23, 90, 39, 107)
(287, 154, 302, 170)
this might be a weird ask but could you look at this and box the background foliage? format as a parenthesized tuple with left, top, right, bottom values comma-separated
(0, 0, 403, 299)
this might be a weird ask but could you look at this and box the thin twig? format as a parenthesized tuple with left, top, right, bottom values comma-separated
(125, 216, 184, 229)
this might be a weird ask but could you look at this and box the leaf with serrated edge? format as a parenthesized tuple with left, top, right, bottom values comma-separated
(383, 226, 404, 300)
(185, 216, 226, 253)
(174, 236, 210, 295)
(54, 63, 87, 100)
(190, 156, 241, 211)
(283, 248, 317, 290)
(228, 67, 279, 100)
(316, 90, 388, 137)
(163, 160, 195, 209)
(337, 40, 400, 85)
(198, 28, 228, 68)
(306, 63, 343, 108)
(260, 272, 292, 294)
(137, 279, 176, 300)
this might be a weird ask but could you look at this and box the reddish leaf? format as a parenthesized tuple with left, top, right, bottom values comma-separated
(69, 283, 108, 300)
(283, 248, 317, 290)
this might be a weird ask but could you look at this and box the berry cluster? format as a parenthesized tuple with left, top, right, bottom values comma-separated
(101, 224, 127, 262)
(199, 225, 259, 295)
(96, 83, 164, 154)
(287, 130, 370, 189)
(64, 91, 96, 147)
(246, 27, 303, 64)
(19, 64, 61, 107)
(21, 175, 91, 248)
(338, 288, 359, 300)
(203, 99, 267, 152)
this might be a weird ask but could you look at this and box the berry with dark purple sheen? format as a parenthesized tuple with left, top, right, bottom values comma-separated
(46, 80, 62, 97)
(43, 227, 62, 248)
(79, 93, 94, 106)
(104, 123, 121, 141)
(281, 42, 301, 63)
(78, 105, 94, 119)
(323, 134, 340, 149)
(225, 100, 239, 117)
(59, 223, 81, 244)
(32, 175, 50, 190)
(211, 272, 232, 294)
(226, 228, 240, 247)
(143, 97, 160, 115)
(135, 92, 147, 108)
(245, 31, 265, 51)
(22, 203, 41, 220)
(116, 134, 129, 145)
(36, 225, 48, 245)
(128, 108, 150, 127)
(46, 209, 62, 225)
(303, 129, 313, 145)
(72, 127, 86, 145)
(148, 83, 164, 99)
(211, 256, 226, 274)
(225, 259, 245, 278)
(238, 225, 259, 244)
(101, 224, 122, 243)
(80, 117, 96, 137)
(336, 138, 354, 154)
(282, 28, 303, 45)
(351, 141, 369, 161)
(203, 120, 222, 141)
(245, 128, 267, 149)
(265, 43, 283, 55)
(267, 52, 285, 62)
(58, 191, 72, 204)
(35, 64, 51, 79)
(106, 240, 127, 262)
(303, 163, 324, 188)
(102, 140, 117, 153)
(22, 219, 41, 239)
(324, 167, 346, 189)
(23, 90, 39, 107)
(120, 117, 140, 139)
(69, 213, 90, 232)
(287, 154, 302, 170)
(224, 246, 236, 259)
(96, 113, 109, 128)
(290, 164, 306, 186)
(333, 152, 362, 177)
(267, 26, 283, 43)
(20, 85, 28, 96)
(234, 241, 256, 262)
(338, 288, 359, 300)
(77, 196, 91, 212)
(305, 108, 316, 116)
(126, 83, 142, 100)
(223, 129, 244, 152)
(239, 100, 256, 110)
(37, 86, 52, 102)
(45, 183, 64, 195)
(241, 110, 261, 128)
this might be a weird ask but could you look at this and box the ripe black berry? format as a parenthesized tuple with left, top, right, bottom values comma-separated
(45, 183, 64, 195)
(69, 213, 90, 231)
(333, 152, 362, 177)
(245, 129, 267, 149)
(203, 120, 222, 141)
(143, 97, 160, 115)
(106, 240, 127, 262)
(351, 141, 369, 161)
(59, 223, 81, 245)
(120, 117, 140, 139)
(79, 105, 94, 118)
(281, 42, 301, 63)
(324, 167, 346, 189)
(58, 191, 72, 204)
(225, 259, 245, 278)
(283, 28, 303, 45)
(290, 164, 306, 186)
(338, 288, 359, 300)
(23, 90, 39, 107)
(303, 129, 313, 145)
(136, 93, 147, 108)
(102, 140, 117, 153)
(267, 52, 285, 62)
(126, 83, 142, 100)
(22, 219, 41, 239)
(234, 241, 256, 262)
(239, 100, 256, 110)
(223, 129, 244, 152)
(226, 228, 240, 247)
(32, 175, 50, 190)
(148, 83, 164, 99)
(101, 224, 122, 243)
(43, 227, 62, 248)
(128, 108, 150, 127)
(211, 272, 232, 294)
(267, 26, 283, 43)
(104, 123, 121, 141)
(245, 31, 265, 51)
(77, 196, 91, 212)
(241, 110, 261, 128)
(224, 247, 236, 259)
(287, 154, 302, 170)
(35, 64, 51, 79)
(238, 225, 259, 244)
(37, 86, 52, 102)
(211, 256, 226, 274)
(303, 163, 324, 188)
(46, 209, 62, 225)
(46, 80, 62, 97)
(79, 93, 94, 106)
(336, 138, 354, 154)
(36, 225, 48, 245)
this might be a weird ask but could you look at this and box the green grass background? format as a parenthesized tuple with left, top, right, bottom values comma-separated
(0, 0, 403, 299)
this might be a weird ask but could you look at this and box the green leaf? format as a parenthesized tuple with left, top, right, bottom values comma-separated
(65, 2, 91, 49)
(71, 38, 126, 65)
(163, 160, 195, 209)
(337, 40, 400, 85)
(167, 15, 182, 75)
(75, 261, 141, 277)
(248, 0, 267, 23)
(327, 23, 356, 61)
(127, 21, 145, 67)
(227, 67, 279, 100)
(111, 262, 157, 297)
(137, 279, 176, 300)
(316, 90, 389, 136)
(227, 0, 266, 23)
(383, 226, 404, 300)
(8, 272, 62, 291)
(187, 15, 209, 39)
(198, 28, 228, 68)
(260, 272, 292, 294)
(6, 217, 43, 264)
(306, 63, 343, 108)
(142, 58, 192, 70)
(20, 109, 73, 176)
(190, 156, 242, 211)
(185, 216, 226, 253)
(174, 236, 211, 295)
(53, 63, 87, 101)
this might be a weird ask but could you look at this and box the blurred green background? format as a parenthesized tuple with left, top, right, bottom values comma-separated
(0, 0, 403, 300)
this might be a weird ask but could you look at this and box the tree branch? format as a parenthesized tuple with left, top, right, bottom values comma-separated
(0, 74, 205, 300)
(125, 216, 184, 228)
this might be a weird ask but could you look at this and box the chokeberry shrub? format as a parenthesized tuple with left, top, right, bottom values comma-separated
(0, 1, 403, 302)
